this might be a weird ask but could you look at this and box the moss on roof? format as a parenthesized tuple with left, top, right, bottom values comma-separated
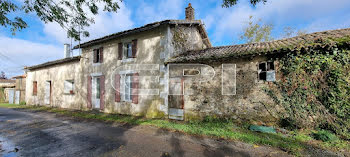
(26, 56, 81, 71)
(167, 28, 350, 63)
(73, 20, 211, 49)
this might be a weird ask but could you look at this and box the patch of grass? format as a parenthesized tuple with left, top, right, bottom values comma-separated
(0, 103, 25, 108)
(312, 130, 338, 142)
(3, 105, 350, 156)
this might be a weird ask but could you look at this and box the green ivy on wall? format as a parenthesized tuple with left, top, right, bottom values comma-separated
(265, 44, 350, 139)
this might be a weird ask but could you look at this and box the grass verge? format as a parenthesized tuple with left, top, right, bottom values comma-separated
(1, 103, 349, 156)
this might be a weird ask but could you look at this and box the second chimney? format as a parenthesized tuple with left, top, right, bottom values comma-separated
(64, 44, 71, 58)
(185, 3, 195, 20)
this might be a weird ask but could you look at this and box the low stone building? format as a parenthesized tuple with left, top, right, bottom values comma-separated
(12, 75, 26, 104)
(0, 79, 15, 103)
(166, 28, 350, 124)
(25, 4, 350, 124)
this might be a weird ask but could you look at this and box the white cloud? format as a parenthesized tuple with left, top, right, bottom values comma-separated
(202, 0, 350, 44)
(0, 36, 62, 77)
(43, 2, 133, 44)
(135, 0, 185, 24)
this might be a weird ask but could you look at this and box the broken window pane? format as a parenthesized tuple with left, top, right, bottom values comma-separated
(267, 61, 275, 71)
(258, 61, 275, 82)
(259, 72, 267, 81)
(259, 62, 266, 71)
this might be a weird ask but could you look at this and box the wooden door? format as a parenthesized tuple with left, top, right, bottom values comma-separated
(168, 77, 184, 120)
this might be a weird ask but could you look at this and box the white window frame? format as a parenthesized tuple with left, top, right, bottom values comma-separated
(258, 61, 275, 82)
(124, 74, 132, 102)
(119, 70, 136, 102)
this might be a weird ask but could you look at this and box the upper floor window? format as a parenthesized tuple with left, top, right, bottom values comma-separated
(124, 42, 133, 59)
(258, 61, 275, 82)
(93, 47, 103, 63)
(118, 39, 137, 60)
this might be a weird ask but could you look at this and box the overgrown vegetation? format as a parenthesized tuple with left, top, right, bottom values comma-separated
(0, 103, 349, 155)
(312, 130, 338, 142)
(265, 38, 350, 139)
(0, 87, 5, 102)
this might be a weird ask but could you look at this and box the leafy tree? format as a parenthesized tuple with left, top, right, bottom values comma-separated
(0, 71, 6, 79)
(282, 27, 308, 38)
(240, 16, 273, 43)
(282, 26, 295, 38)
(222, 0, 267, 7)
(296, 30, 308, 36)
(0, 0, 121, 41)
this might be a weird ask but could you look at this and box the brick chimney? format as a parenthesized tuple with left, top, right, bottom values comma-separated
(185, 3, 194, 20)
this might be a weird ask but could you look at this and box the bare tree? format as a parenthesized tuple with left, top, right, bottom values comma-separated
(0, 71, 6, 79)
(240, 15, 274, 43)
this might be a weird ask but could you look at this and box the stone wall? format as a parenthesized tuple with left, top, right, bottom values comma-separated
(171, 56, 283, 125)
(25, 61, 84, 109)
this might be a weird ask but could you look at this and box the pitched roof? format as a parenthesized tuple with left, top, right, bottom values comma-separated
(0, 79, 15, 83)
(12, 75, 26, 79)
(167, 28, 350, 63)
(26, 56, 81, 71)
(73, 20, 211, 49)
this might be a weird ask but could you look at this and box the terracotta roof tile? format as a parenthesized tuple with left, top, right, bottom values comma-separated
(26, 56, 81, 70)
(167, 28, 350, 63)
(73, 20, 211, 49)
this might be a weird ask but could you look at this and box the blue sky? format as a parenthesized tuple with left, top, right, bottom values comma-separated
(1, 0, 350, 77)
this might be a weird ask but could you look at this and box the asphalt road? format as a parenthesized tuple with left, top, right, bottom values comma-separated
(0, 107, 292, 157)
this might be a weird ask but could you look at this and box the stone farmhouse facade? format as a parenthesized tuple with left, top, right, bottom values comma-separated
(25, 4, 350, 123)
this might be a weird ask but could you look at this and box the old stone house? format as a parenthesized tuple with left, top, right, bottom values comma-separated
(25, 4, 350, 123)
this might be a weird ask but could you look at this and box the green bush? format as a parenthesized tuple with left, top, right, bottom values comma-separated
(279, 117, 299, 130)
(312, 130, 338, 142)
(19, 101, 26, 105)
(265, 40, 350, 139)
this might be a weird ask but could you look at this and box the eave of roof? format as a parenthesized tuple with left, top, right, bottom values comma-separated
(167, 28, 350, 63)
(12, 75, 26, 79)
(73, 20, 208, 49)
(26, 56, 81, 71)
(0, 79, 15, 83)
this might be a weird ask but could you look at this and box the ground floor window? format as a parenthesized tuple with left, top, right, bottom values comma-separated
(123, 74, 133, 101)
(64, 80, 74, 94)
(258, 61, 275, 82)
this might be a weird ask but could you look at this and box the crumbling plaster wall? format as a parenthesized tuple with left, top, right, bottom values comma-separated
(81, 25, 169, 117)
(169, 25, 208, 58)
(25, 61, 84, 109)
(176, 56, 283, 125)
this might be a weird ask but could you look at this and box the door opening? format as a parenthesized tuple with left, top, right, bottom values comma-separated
(93, 77, 101, 109)
(45, 81, 51, 105)
(168, 77, 184, 120)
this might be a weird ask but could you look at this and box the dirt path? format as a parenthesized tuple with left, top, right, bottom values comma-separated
(0, 107, 293, 157)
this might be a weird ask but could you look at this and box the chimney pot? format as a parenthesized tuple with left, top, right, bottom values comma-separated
(185, 3, 195, 21)
(64, 44, 71, 58)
